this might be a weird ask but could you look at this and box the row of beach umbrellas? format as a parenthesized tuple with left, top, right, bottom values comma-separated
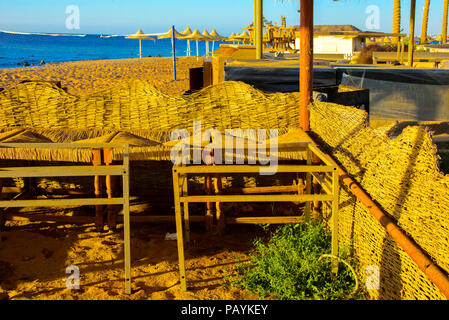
(125, 26, 227, 59)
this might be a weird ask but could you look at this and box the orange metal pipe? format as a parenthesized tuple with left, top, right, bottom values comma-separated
(299, 0, 313, 132)
(309, 138, 449, 299)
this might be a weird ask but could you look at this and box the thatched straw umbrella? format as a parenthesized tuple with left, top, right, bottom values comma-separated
(201, 29, 215, 57)
(125, 29, 155, 59)
(180, 26, 193, 56)
(236, 30, 251, 44)
(180, 29, 211, 60)
(210, 28, 226, 54)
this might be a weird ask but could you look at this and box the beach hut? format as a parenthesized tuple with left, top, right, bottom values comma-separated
(125, 29, 155, 59)
(180, 29, 211, 60)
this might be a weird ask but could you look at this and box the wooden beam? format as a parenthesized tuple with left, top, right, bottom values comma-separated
(180, 194, 334, 203)
(174, 165, 335, 174)
(0, 165, 125, 178)
(300, 0, 313, 131)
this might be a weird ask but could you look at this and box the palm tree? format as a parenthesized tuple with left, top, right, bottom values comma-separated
(392, 0, 401, 44)
(443, 0, 448, 44)
(420, 0, 431, 44)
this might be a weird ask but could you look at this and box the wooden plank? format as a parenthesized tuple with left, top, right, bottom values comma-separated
(0, 165, 125, 178)
(174, 165, 335, 174)
(331, 169, 340, 274)
(0, 197, 125, 208)
(180, 194, 334, 203)
(122, 145, 131, 295)
(223, 185, 298, 194)
(0, 143, 129, 149)
(226, 216, 304, 224)
(7, 214, 206, 224)
(172, 168, 187, 291)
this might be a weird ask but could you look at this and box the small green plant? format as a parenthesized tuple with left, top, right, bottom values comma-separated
(230, 221, 364, 300)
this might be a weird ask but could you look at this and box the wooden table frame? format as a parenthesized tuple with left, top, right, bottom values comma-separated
(172, 142, 339, 291)
(0, 143, 132, 294)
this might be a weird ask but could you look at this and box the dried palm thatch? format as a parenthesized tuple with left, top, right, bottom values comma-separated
(0, 80, 300, 131)
(0, 79, 448, 299)
(310, 102, 449, 300)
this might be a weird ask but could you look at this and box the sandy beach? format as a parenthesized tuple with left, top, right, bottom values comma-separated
(0, 57, 204, 96)
(0, 57, 261, 300)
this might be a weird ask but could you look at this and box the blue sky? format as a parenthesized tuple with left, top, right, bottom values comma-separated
(0, 0, 446, 36)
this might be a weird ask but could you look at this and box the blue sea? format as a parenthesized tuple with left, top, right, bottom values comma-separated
(0, 31, 222, 69)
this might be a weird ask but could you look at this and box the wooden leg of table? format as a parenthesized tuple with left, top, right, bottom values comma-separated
(312, 153, 322, 220)
(92, 149, 104, 232)
(214, 174, 225, 233)
(331, 168, 339, 275)
(104, 148, 117, 231)
(0, 178, 3, 246)
(122, 145, 131, 294)
(173, 167, 187, 291)
(205, 174, 214, 232)
(182, 175, 190, 243)
(305, 151, 312, 219)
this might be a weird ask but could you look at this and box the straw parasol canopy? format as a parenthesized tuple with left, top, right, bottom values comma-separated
(236, 30, 251, 44)
(224, 32, 239, 43)
(210, 28, 226, 40)
(157, 27, 184, 39)
(180, 26, 193, 56)
(209, 28, 226, 54)
(201, 29, 215, 57)
(125, 29, 155, 58)
(179, 26, 193, 37)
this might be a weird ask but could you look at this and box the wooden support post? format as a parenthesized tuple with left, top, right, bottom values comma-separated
(182, 174, 191, 243)
(255, 0, 263, 59)
(331, 167, 339, 275)
(92, 149, 104, 232)
(214, 173, 225, 233)
(104, 148, 118, 231)
(122, 144, 131, 295)
(312, 153, 322, 220)
(408, 0, 416, 67)
(173, 167, 187, 291)
(305, 148, 312, 219)
(401, 37, 405, 64)
(300, 0, 313, 132)
(205, 174, 214, 232)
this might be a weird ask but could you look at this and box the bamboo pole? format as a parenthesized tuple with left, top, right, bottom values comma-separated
(408, 0, 416, 67)
(441, 0, 449, 44)
(255, 0, 263, 59)
(300, 0, 313, 131)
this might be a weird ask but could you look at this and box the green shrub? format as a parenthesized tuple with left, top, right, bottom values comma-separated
(231, 221, 364, 300)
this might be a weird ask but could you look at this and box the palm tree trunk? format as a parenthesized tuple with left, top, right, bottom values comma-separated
(420, 0, 431, 44)
(392, 0, 401, 44)
(443, 0, 448, 44)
